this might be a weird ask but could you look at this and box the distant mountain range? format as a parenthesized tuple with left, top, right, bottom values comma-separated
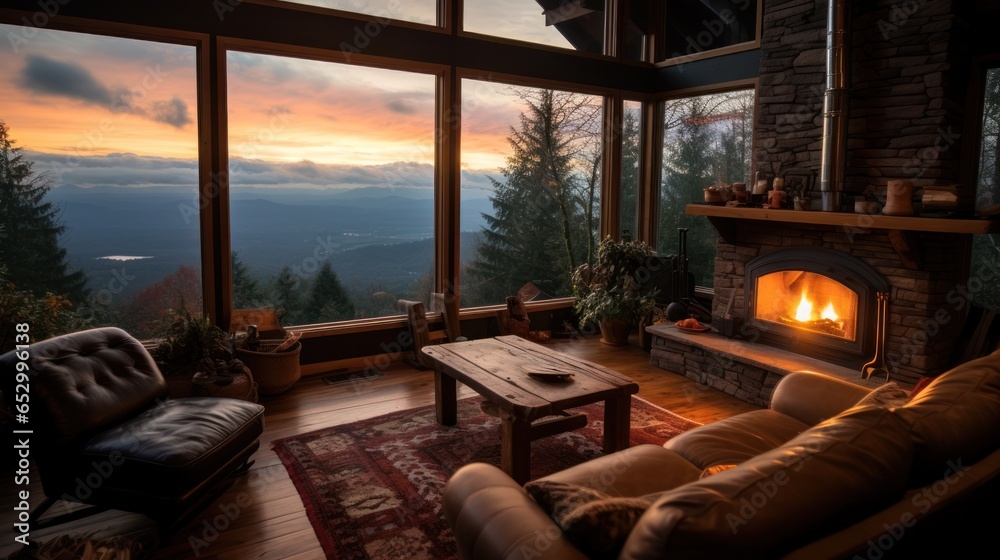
(46, 184, 494, 300)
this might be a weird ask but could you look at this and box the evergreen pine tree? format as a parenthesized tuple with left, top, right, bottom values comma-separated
(273, 265, 303, 325)
(0, 121, 87, 302)
(232, 251, 265, 309)
(620, 108, 642, 238)
(712, 91, 754, 186)
(305, 261, 354, 323)
(465, 89, 600, 305)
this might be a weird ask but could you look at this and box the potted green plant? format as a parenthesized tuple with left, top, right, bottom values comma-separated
(153, 303, 252, 397)
(572, 236, 658, 345)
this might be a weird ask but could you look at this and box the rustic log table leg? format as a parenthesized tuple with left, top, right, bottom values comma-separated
(501, 418, 532, 485)
(603, 395, 632, 454)
(435, 370, 457, 426)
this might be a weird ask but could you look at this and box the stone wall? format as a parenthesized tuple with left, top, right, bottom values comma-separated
(754, 0, 971, 202)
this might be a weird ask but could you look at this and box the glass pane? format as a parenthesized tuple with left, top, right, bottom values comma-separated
(271, 0, 436, 26)
(227, 52, 436, 324)
(658, 89, 755, 287)
(620, 100, 642, 239)
(461, 80, 603, 306)
(464, 0, 605, 54)
(974, 66, 1000, 310)
(662, 0, 758, 62)
(0, 25, 200, 346)
(625, 0, 650, 61)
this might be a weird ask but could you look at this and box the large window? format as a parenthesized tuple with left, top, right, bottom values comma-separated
(226, 51, 437, 324)
(658, 88, 754, 287)
(0, 25, 200, 346)
(973, 67, 1000, 310)
(461, 79, 604, 306)
(464, 0, 606, 54)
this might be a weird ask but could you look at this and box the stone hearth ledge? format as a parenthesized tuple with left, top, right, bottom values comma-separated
(646, 324, 895, 407)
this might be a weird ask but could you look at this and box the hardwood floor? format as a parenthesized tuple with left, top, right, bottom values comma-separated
(1, 333, 759, 560)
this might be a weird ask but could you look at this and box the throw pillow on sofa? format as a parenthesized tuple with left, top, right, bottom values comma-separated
(524, 480, 666, 559)
(855, 381, 911, 408)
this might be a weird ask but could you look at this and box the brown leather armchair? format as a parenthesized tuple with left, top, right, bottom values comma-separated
(0, 326, 265, 533)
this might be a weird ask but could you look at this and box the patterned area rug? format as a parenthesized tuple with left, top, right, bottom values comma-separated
(272, 396, 701, 559)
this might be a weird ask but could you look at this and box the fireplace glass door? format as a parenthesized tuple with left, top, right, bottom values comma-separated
(753, 271, 859, 342)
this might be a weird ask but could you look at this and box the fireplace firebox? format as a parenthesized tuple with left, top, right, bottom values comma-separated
(744, 247, 890, 368)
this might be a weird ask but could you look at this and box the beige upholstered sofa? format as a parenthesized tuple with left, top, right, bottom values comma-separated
(442, 349, 1000, 559)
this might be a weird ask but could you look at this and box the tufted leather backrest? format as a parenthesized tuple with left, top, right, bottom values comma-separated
(4, 327, 168, 444)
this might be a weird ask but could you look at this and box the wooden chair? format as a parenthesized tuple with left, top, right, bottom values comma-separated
(398, 293, 465, 369)
(496, 295, 549, 342)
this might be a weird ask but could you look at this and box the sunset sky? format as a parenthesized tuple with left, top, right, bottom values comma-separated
(0, 20, 572, 195)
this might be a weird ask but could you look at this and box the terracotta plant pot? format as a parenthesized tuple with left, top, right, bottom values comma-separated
(599, 319, 631, 346)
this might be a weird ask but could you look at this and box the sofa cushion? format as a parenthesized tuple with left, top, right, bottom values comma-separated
(525, 480, 665, 559)
(620, 405, 914, 560)
(15, 327, 168, 444)
(895, 350, 1000, 483)
(78, 397, 265, 498)
(855, 381, 911, 409)
(663, 409, 809, 469)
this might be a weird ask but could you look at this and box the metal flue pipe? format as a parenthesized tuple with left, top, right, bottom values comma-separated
(819, 0, 851, 212)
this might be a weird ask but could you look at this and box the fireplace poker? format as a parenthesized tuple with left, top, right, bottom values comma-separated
(862, 291, 890, 383)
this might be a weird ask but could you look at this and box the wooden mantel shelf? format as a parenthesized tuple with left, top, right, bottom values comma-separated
(687, 204, 1000, 269)
(686, 204, 1000, 235)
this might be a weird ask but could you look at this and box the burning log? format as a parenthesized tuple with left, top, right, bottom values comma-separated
(778, 316, 846, 338)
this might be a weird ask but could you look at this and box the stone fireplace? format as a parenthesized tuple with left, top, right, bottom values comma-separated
(647, 0, 982, 404)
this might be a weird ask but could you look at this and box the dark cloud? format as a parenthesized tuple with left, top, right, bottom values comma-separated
(267, 105, 293, 116)
(20, 55, 114, 107)
(150, 97, 191, 128)
(24, 149, 497, 194)
(386, 99, 417, 115)
(27, 150, 198, 187)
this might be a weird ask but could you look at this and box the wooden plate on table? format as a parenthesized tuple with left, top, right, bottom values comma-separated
(526, 370, 575, 382)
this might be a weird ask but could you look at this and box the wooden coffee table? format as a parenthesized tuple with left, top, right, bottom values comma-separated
(421, 335, 639, 484)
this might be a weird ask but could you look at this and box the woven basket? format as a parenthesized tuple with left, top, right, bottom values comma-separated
(236, 340, 302, 395)
(193, 370, 259, 403)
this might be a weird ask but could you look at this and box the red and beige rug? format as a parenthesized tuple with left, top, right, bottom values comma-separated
(272, 396, 700, 559)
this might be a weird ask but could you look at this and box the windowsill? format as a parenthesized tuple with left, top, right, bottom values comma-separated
(288, 297, 577, 339)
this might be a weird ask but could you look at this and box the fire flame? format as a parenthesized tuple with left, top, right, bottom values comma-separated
(795, 293, 840, 323)
(821, 302, 839, 322)
(795, 293, 813, 322)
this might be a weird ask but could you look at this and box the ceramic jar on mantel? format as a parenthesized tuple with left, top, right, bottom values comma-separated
(882, 179, 914, 216)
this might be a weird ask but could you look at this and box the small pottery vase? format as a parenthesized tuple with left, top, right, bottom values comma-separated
(883, 180, 914, 216)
